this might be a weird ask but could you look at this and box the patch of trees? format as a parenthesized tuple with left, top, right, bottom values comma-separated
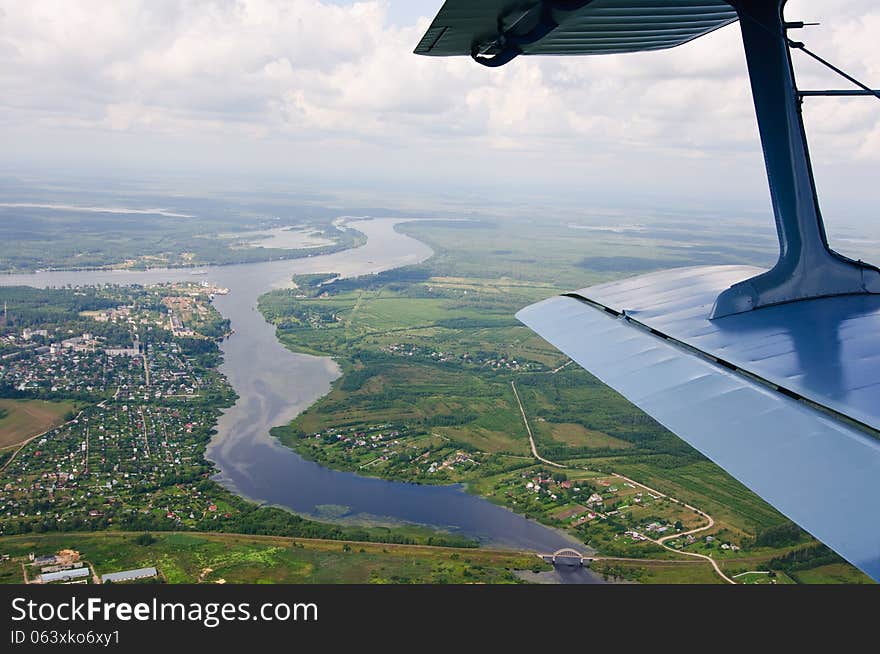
(271, 424, 306, 443)
(0, 286, 117, 329)
(0, 381, 96, 403)
(766, 544, 843, 572)
(753, 522, 807, 548)
(174, 336, 219, 357)
(134, 533, 157, 546)
(321, 266, 431, 295)
(338, 368, 376, 392)
(3, 499, 477, 549)
(195, 317, 231, 340)
(173, 336, 223, 368)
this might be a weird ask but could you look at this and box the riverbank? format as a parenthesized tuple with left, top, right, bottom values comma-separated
(255, 247, 870, 584)
(0, 218, 597, 563)
(0, 224, 366, 276)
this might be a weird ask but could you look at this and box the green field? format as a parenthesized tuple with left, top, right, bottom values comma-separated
(396, 217, 777, 290)
(590, 559, 725, 584)
(0, 398, 79, 450)
(256, 217, 872, 584)
(0, 532, 546, 584)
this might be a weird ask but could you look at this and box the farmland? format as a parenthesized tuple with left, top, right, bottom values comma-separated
(0, 398, 79, 450)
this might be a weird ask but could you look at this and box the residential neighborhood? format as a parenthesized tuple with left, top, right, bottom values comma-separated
(0, 284, 238, 536)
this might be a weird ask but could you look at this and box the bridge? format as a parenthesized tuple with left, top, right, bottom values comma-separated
(539, 548, 593, 567)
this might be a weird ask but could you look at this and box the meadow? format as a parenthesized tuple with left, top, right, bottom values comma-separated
(0, 532, 545, 584)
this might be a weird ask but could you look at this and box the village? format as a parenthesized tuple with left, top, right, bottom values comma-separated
(487, 467, 742, 555)
(299, 422, 483, 479)
(0, 399, 236, 535)
(383, 342, 540, 372)
(0, 283, 238, 536)
(1, 338, 213, 401)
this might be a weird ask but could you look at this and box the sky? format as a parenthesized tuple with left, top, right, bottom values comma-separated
(0, 0, 877, 218)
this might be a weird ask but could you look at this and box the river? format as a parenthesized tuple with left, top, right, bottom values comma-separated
(0, 217, 601, 579)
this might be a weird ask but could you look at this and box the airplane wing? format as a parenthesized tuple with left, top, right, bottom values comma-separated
(517, 267, 880, 581)
(414, 0, 738, 61)
(417, 0, 880, 581)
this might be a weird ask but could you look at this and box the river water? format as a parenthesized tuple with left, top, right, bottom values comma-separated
(0, 218, 600, 577)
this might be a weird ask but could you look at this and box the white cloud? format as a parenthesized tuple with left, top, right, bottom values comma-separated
(0, 0, 876, 209)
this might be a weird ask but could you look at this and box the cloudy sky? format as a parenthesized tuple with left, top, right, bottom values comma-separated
(0, 0, 877, 217)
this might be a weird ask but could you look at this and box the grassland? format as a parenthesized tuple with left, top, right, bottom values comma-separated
(0, 398, 79, 449)
(0, 532, 547, 584)
(590, 559, 725, 584)
(785, 563, 873, 585)
(254, 217, 873, 584)
(395, 217, 777, 290)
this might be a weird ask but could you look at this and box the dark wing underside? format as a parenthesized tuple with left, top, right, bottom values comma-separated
(415, 0, 738, 57)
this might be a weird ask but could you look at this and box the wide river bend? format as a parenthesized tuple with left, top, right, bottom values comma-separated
(1, 218, 601, 579)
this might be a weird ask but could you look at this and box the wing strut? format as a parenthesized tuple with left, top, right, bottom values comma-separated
(710, 0, 880, 318)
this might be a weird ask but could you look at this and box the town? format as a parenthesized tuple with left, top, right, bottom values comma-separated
(0, 283, 238, 537)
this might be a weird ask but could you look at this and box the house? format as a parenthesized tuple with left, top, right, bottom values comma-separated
(101, 567, 158, 584)
(39, 567, 89, 584)
(33, 554, 57, 566)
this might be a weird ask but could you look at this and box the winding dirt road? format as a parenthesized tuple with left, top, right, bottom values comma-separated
(511, 380, 734, 584)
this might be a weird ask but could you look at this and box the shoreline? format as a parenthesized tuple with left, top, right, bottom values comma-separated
(0, 223, 368, 277)
(0, 218, 599, 563)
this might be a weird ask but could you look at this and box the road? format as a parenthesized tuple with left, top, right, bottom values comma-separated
(549, 359, 574, 374)
(652, 537, 735, 583)
(138, 407, 152, 460)
(510, 380, 734, 584)
(510, 380, 564, 469)
(142, 353, 150, 388)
